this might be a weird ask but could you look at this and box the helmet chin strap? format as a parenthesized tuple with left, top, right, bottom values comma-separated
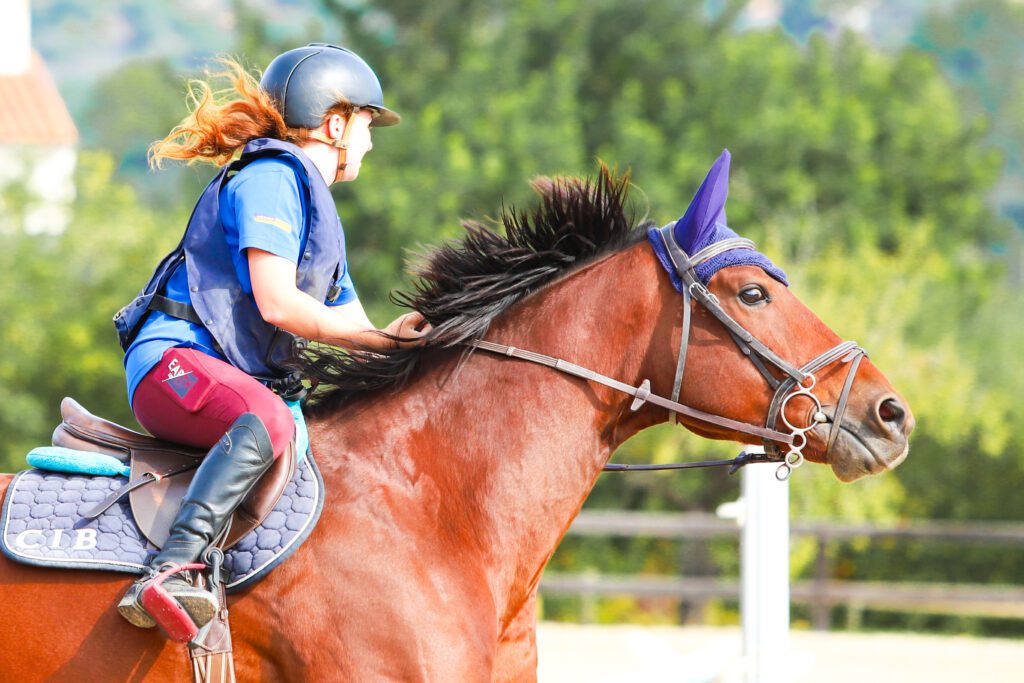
(305, 110, 361, 183)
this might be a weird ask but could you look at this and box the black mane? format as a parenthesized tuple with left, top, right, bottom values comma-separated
(296, 165, 648, 414)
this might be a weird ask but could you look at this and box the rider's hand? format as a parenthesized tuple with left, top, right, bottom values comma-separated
(383, 311, 432, 348)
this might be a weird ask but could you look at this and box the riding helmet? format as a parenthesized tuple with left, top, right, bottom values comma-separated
(260, 43, 400, 128)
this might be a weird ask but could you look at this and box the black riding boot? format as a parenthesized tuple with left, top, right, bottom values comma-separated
(117, 413, 276, 630)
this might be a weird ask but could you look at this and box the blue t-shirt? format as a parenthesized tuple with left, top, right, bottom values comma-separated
(124, 156, 357, 404)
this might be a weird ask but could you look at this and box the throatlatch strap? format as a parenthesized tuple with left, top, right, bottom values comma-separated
(668, 286, 690, 425)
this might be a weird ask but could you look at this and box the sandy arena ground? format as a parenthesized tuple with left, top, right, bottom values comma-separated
(536, 623, 1024, 682)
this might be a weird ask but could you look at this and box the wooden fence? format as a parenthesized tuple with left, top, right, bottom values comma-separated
(540, 511, 1024, 628)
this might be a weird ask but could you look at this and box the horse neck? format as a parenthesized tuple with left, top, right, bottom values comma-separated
(422, 241, 671, 611)
(480, 239, 671, 446)
(308, 240, 673, 623)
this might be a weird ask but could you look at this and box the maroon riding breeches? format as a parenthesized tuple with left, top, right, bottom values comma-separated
(132, 347, 294, 460)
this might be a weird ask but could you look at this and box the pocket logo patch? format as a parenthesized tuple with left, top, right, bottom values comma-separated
(163, 358, 197, 398)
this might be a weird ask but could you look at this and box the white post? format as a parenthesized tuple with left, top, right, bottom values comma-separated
(740, 447, 790, 683)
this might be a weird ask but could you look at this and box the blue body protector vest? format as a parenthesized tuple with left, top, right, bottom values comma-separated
(114, 138, 345, 381)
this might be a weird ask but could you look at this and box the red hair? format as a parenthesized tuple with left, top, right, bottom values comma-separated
(149, 58, 351, 168)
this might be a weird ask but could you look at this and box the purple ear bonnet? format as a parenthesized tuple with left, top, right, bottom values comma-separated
(648, 149, 788, 290)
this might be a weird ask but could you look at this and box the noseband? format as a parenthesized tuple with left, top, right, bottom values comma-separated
(472, 225, 866, 480)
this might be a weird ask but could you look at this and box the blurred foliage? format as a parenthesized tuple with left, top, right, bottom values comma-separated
(5, 0, 1024, 634)
(82, 60, 184, 179)
(0, 152, 186, 461)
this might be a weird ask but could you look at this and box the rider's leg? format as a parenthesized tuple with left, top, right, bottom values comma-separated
(132, 347, 296, 457)
(119, 413, 276, 629)
(117, 347, 295, 630)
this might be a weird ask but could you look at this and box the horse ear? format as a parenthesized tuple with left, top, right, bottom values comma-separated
(673, 149, 731, 253)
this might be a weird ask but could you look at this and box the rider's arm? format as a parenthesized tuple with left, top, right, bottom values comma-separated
(230, 161, 427, 350)
(248, 248, 426, 350)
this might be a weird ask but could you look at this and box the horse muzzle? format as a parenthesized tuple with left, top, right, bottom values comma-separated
(821, 393, 914, 482)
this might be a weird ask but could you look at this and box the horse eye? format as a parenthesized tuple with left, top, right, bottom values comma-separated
(739, 286, 769, 306)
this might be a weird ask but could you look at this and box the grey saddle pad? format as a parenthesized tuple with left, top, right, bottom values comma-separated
(0, 452, 324, 592)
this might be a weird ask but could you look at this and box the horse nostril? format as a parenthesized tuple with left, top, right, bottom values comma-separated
(878, 398, 906, 430)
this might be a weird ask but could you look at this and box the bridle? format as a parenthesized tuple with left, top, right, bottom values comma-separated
(471, 224, 866, 480)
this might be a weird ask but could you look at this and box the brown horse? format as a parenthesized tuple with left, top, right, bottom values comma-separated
(0, 163, 912, 681)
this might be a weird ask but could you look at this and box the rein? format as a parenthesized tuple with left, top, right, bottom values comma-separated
(471, 226, 866, 481)
(470, 339, 793, 444)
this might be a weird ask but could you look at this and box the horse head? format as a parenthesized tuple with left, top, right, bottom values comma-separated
(635, 150, 913, 482)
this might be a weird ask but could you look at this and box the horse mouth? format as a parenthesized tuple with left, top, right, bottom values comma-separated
(825, 423, 909, 483)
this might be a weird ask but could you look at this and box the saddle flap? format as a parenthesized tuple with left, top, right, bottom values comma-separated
(128, 450, 204, 548)
(130, 439, 297, 550)
(130, 440, 294, 548)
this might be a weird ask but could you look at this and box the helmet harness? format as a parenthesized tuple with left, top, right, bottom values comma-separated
(302, 108, 365, 183)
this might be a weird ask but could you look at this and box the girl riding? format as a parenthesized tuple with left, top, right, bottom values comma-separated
(113, 44, 429, 634)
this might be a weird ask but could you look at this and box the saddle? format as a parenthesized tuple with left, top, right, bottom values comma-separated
(51, 397, 297, 551)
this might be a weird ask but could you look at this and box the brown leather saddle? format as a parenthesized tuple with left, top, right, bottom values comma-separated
(52, 397, 296, 550)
